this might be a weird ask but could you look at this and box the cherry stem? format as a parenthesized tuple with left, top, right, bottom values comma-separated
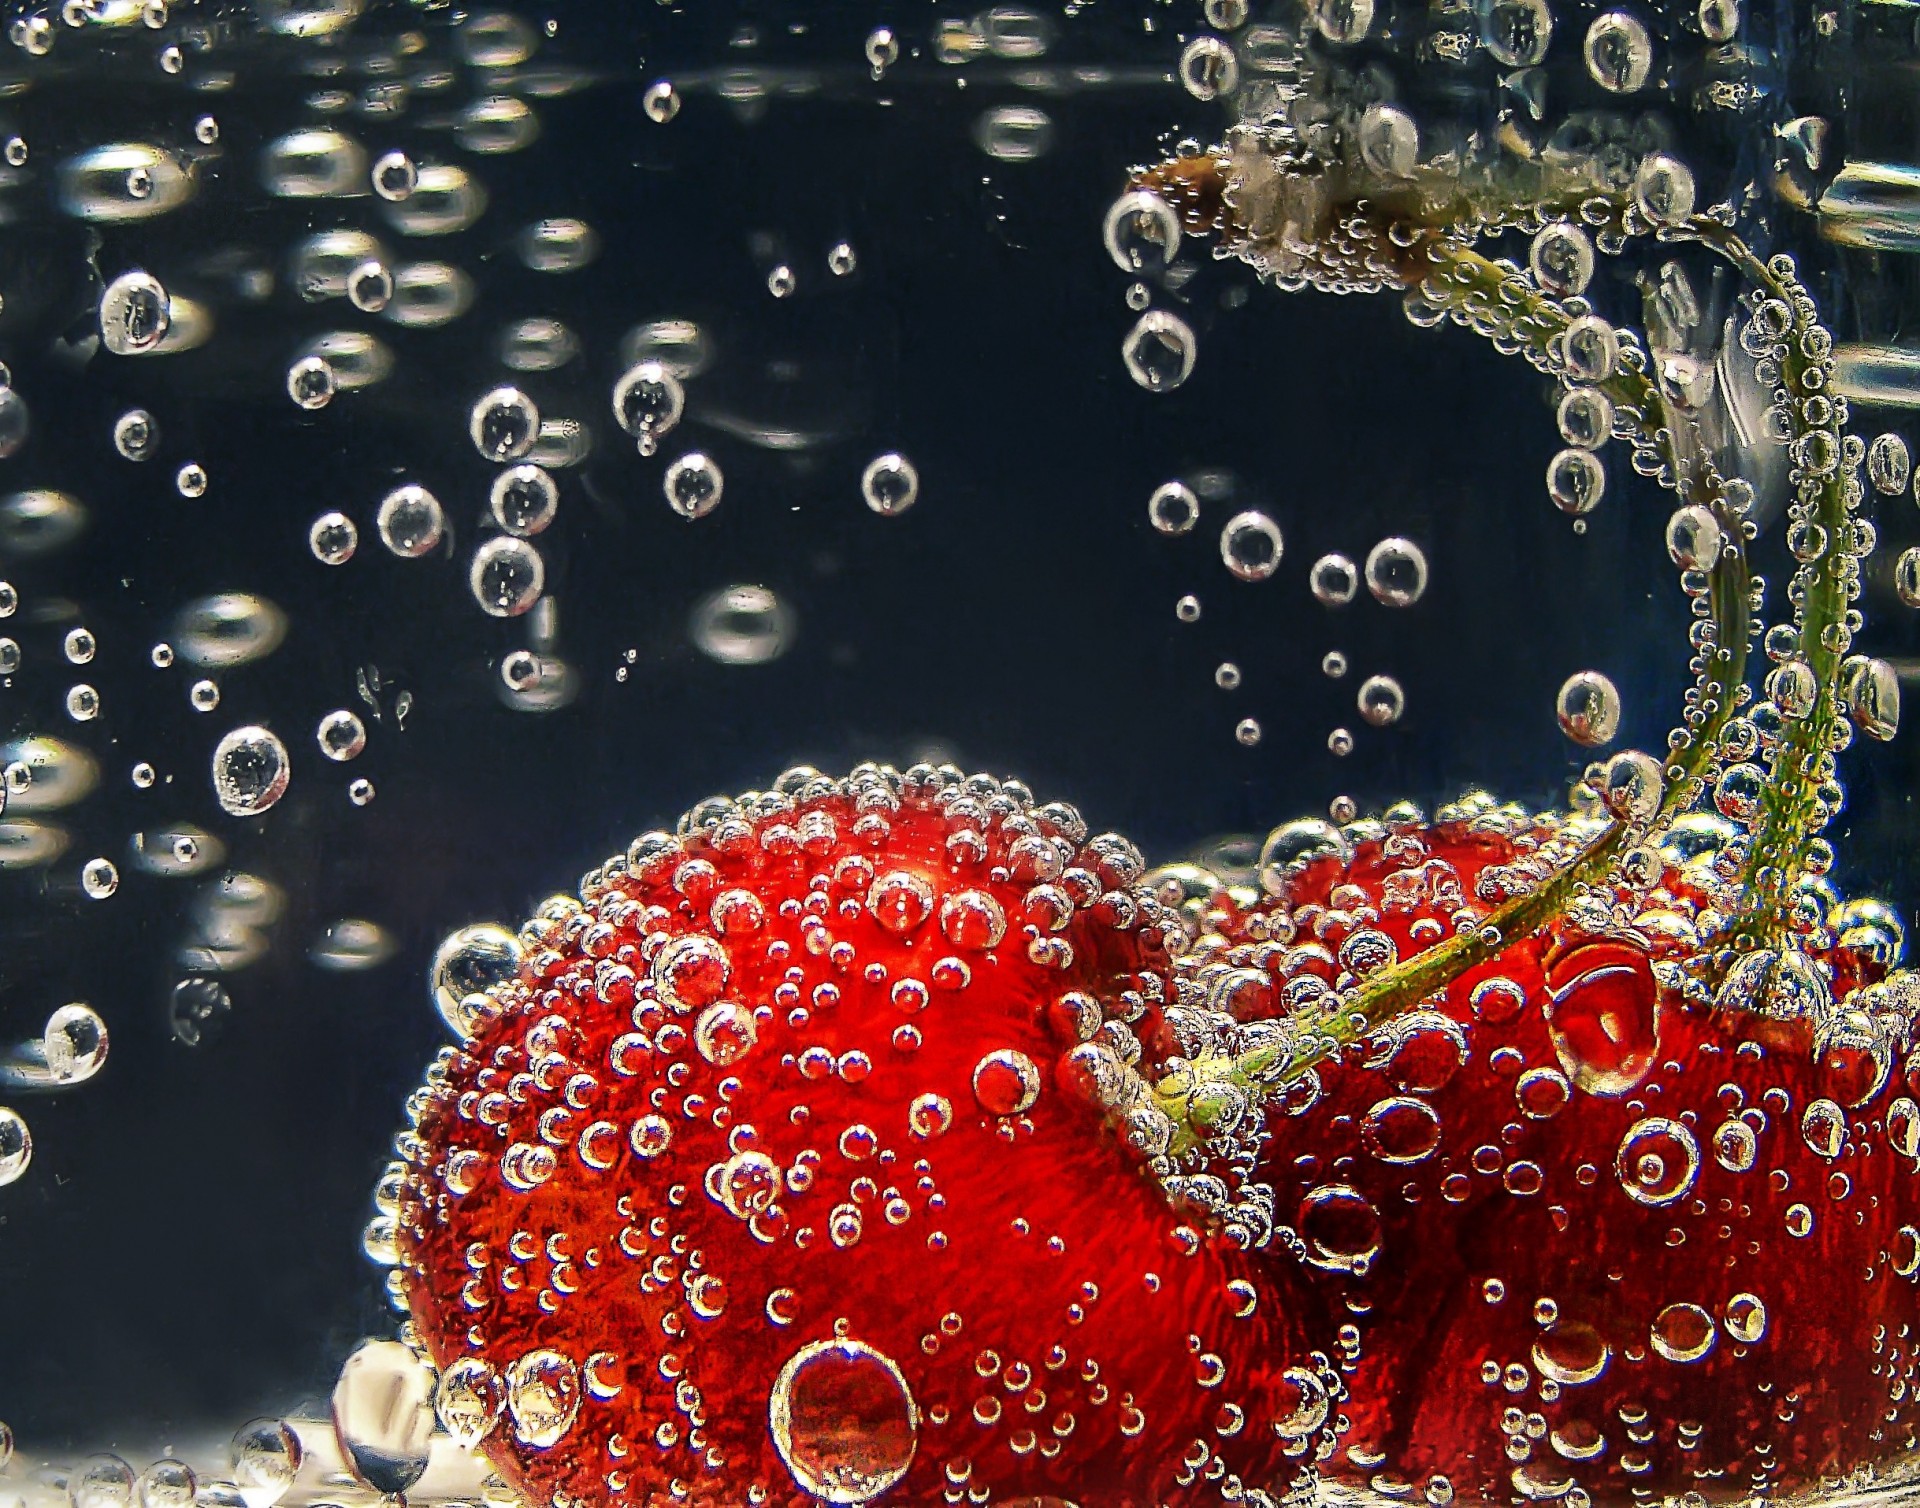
(1156, 216, 1779, 1151)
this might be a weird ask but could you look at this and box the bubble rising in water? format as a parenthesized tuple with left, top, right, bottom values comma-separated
(468, 537, 545, 617)
(861, 453, 920, 517)
(1557, 671, 1621, 746)
(768, 1339, 920, 1504)
(469, 386, 540, 463)
(1220, 510, 1284, 582)
(376, 484, 446, 558)
(1103, 189, 1181, 275)
(1311, 553, 1359, 606)
(316, 710, 367, 762)
(211, 726, 291, 818)
(100, 271, 171, 355)
(170, 978, 231, 1048)
(690, 584, 794, 666)
(612, 361, 685, 454)
(1148, 480, 1199, 535)
(490, 464, 559, 536)
(1365, 537, 1428, 606)
(1121, 309, 1196, 393)
(664, 453, 724, 519)
(1357, 675, 1406, 727)
(305, 514, 355, 568)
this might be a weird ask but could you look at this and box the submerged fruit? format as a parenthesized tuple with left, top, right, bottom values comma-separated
(1173, 799, 1920, 1503)
(390, 765, 1334, 1508)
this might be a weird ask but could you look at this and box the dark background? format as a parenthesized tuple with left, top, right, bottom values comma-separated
(0, 0, 1914, 1457)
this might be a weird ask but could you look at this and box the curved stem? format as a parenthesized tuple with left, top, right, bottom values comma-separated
(1156, 223, 1761, 1146)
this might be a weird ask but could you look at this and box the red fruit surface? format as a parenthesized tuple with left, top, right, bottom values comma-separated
(1182, 804, 1920, 1504)
(391, 765, 1336, 1508)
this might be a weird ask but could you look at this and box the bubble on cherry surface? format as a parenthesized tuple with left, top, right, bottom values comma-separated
(690, 584, 794, 666)
(211, 727, 291, 818)
(1121, 310, 1196, 393)
(430, 923, 523, 1039)
(972, 1047, 1041, 1115)
(1365, 537, 1428, 606)
(1297, 1183, 1383, 1275)
(1531, 1321, 1611, 1386)
(768, 1339, 919, 1504)
(1615, 1116, 1701, 1207)
(1220, 510, 1283, 582)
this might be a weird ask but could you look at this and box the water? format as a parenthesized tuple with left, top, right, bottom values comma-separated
(6, 0, 1920, 1506)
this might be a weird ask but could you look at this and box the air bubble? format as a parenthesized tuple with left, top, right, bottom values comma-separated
(317, 710, 367, 762)
(1357, 675, 1405, 727)
(1121, 310, 1196, 393)
(664, 453, 724, 519)
(1310, 553, 1359, 605)
(1149, 480, 1199, 535)
(1220, 511, 1283, 581)
(1365, 537, 1428, 606)
(1584, 12, 1653, 92)
(469, 386, 540, 463)
(1104, 190, 1181, 275)
(469, 538, 545, 618)
(1178, 36, 1239, 100)
(1557, 671, 1620, 746)
(377, 484, 445, 557)
(100, 271, 171, 355)
(211, 726, 291, 817)
(769, 1340, 919, 1504)
(861, 453, 920, 517)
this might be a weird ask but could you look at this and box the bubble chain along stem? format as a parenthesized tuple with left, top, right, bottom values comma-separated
(1158, 220, 1765, 1149)
(1693, 228, 1858, 955)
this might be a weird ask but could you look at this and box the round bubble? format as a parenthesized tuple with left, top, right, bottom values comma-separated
(1121, 310, 1196, 393)
(861, 453, 920, 517)
(664, 453, 724, 519)
(1220, 511, 1283, 581)
(377, 484, 445, 558)
(468, 537, 545, 617)
(690, 585, 795, 666)
(211, 726, 291, 817)
(1365, 537, 1428, 606)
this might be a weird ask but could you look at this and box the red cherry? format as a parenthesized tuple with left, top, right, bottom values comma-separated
(1182, 808, 1920, 1502)
(390, 766, 1336, 1508)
